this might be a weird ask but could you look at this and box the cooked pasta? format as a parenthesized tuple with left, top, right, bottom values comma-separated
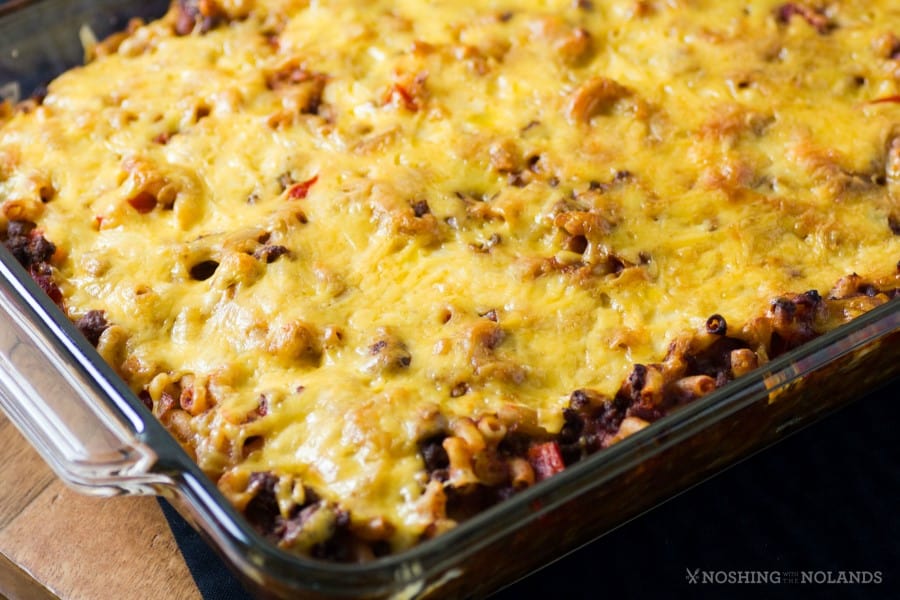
(1, 0, 898, 559)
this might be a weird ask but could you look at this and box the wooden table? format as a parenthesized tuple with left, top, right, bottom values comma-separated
(0, 413, 201, 600)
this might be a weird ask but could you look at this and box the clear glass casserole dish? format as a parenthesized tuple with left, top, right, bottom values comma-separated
(0, 1, 898, 598)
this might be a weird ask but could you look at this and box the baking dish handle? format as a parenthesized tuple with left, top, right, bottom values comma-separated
(0, 257, 171, 496)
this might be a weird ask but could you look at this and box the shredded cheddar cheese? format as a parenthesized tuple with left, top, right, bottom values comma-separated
(1, 0, 898, 554)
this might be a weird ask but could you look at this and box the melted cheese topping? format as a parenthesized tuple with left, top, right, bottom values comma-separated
(1, 0, 899, 549)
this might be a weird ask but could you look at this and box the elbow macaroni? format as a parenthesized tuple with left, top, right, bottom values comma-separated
(0, 0, 899, 558)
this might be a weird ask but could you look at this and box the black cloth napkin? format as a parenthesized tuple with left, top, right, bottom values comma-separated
(162, 379, 900, 599)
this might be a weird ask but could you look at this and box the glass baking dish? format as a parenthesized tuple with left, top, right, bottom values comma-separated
(0, 1, 898, 597)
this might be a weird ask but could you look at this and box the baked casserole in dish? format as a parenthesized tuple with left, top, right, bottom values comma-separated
(0, 0, 898, 596)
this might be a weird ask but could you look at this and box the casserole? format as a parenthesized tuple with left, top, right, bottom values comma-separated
(1, 0, 899, 597)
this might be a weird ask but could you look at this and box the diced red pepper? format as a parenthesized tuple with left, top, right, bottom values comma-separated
(527, 441, 566, 481)
(389, 84, 419, 111)
(288, 175, 318, 199)
(127, 190, 157, 214)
